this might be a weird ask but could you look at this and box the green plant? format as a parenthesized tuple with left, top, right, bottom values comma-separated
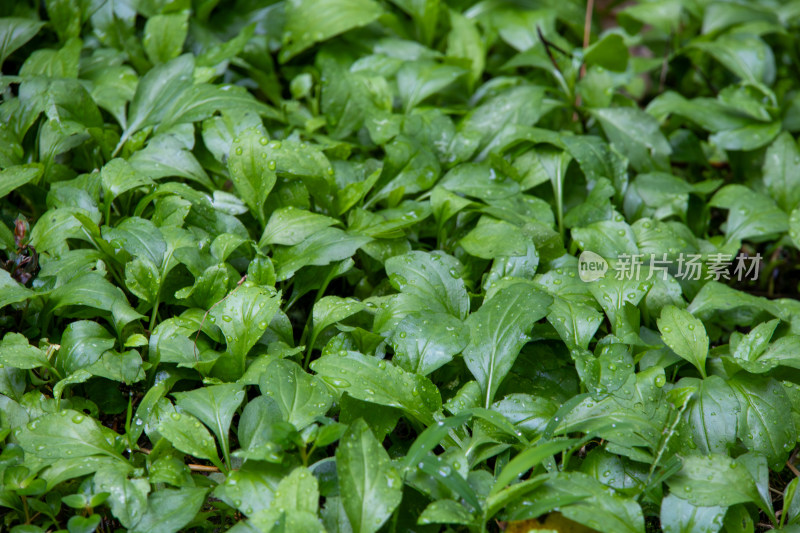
(3, 0, 800, 532)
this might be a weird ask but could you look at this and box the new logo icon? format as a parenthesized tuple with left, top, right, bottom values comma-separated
(578, 251, 608, 282)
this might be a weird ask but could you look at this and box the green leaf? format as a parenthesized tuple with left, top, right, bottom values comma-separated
(158, 412, 223, 468)
(259, 359, 333, 430)
(439, 162, 520, 201)
(452, 85, 547, 162)
(93, 469, 150, 529)
(763, 131, 800, 212)
(227, 130, 277, 226)
(49, 272, 145, 330)
(460, 216, 529, 259)
(730, 319, 778, 365)
(280, 0, 384, 62)
(312, 351, 441, 426)
(122, 54, 194, 144)
(129, 134, 212, 189)
(209, 283, 281, 378)
(710, 184, 788, 243)
(492, 438, 579, 495)
(562, 135, 628, 194)
(507, 472, 645, 533)
(16, 409, 123, 461)
(311, 296, 366, 342)
(248, 466, 320, 529)
(690, 33, 775, 86)
(657, 306, 709, 378)
(88, 65, 138, 127)
(683, 375, 739, 455)
(666, 454, 761, 508)
(0, 164, 42, 198)
(592, 107, 671, 172)
(143, 11, 189, 65)
(385, 250, 470, 319)
(390, 311, 468, 375)
(418, 499, 475, 526)
(546, 297, 603, 350)
(131, 487, 208, 533)
(729, 374, 796, 469)
(85, 349, 145, 384)
(709, 121, 781, 152)
(177, 264, 230, 309)
(660, 494, 726, 533)
(397, 61, 465, 112)
(730, 335, 800, 373)
(462, 282, 552, 408)
(125, 256, 160, 304)
(0, 332, 50, 370)
(336, 419, 402, 533)
(101, 158, 155, 201)
(0, 17, 44, 67)
(174, 383, 245, 465)
(446, 9, 484, 87)
(214, 462, 282, 515)
(68, 515, 101, 533)
(247, 467, 322, 531)
(273, 228, 371, 281)
(259, 207, 339, 247)
(56, 321, 116, 375)
(0, 269, 34, 310)
(583, 33, 629, 72)
(104, 216, 166, 267)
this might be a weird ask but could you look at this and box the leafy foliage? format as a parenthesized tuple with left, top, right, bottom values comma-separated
(3, 0, 800, 532)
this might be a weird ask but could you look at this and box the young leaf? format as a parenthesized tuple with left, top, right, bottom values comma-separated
(173, 383, 245, 465)
(143, 11, 189, 65)
(227, 130, 277, 226)
(657, 306, 709, 378)
(16, 410, 124, 461)
(158, 412, 223, 469)
(336, 419, 402, 533)
(592, 107, 671, 172)
(660, 494, 726, 533)
(385, 250, 470, 319)
(121, 54, 194, 148)
(259, 207, 339, 247)
(131, 487, 209, 533)
(280, 0, 383, 62)
(0, 17, 45, 67)
(666, 454, 761, 508)
(729, 374, 796, 469)
(0, 164, 42, 198)
(683, 375, 739, 455)
(390, 311, 468, 375)
(259, 359, 333, 430)
(462, 282, 552, 407)
(311, 351, 441, 426)
(763, 131, 800, 212)
(209, 283, 281, 378)
(0, 332, 50, 370)
(273, 228, 371, 281)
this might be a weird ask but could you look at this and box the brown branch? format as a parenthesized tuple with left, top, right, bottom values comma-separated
(137, 448, 219, 472)
(188, 464, 220, 472)
(659, 32, 674, 92)
(787, 460, 800, 478)
(577, 0, 595, 109)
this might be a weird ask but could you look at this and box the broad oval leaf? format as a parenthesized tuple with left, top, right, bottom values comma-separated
(336, 419, 402, 533)
(657, 306, 709, 378)
(462, 282, 552, 407)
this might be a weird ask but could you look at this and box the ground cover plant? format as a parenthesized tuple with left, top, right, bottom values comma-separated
(5, 0, 800, 531)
